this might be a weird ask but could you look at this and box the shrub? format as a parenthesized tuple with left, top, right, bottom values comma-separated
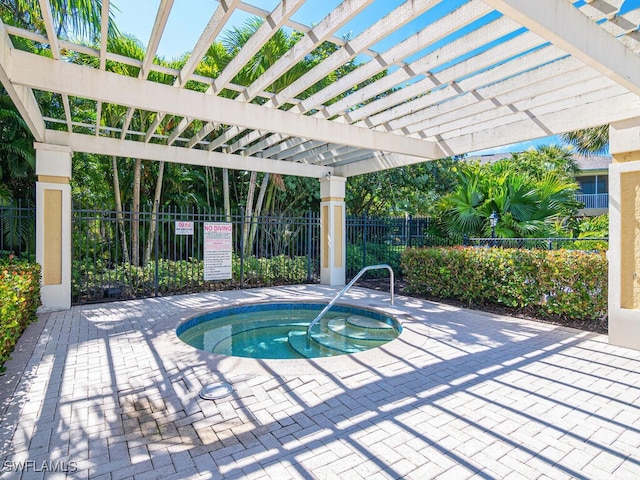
(401, 247, 607, 324)
(72, 254, 311, 301)
(0, 255, 41, 371)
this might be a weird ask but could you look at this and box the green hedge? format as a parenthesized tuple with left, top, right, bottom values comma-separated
(0, 256, 41, 371)
(401, 247, 607, 324)
(72, 254, 311, 301)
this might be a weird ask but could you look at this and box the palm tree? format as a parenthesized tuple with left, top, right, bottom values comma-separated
(0, 93, 35, 204)
(560, 125, 609, 156)
(440, 157, 580, 239)
(0, 0, 118, 258)
(0, 0, 119, 41)
(68, 34, 148, 264)
(207, 17, 320, 255)
(0, 93, 35, 250)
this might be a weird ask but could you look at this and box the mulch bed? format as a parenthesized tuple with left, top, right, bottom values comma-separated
(355, 277, 608, 335)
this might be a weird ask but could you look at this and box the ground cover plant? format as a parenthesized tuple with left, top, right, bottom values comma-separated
(0, 254, 40, 371)
(401, 246, 607, 328)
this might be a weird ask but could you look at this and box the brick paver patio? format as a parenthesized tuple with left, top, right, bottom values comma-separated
(1, 286, 639, 479)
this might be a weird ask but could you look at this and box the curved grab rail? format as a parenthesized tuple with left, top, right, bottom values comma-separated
(305, 264, 394, 350)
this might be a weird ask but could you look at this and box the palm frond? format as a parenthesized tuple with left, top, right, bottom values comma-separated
(560, 125, 609, 156)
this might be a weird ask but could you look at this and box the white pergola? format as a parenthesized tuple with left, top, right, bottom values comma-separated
(2, 0, 640, 349)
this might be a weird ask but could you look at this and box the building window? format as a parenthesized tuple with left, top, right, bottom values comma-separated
(579, 175, 608, 195)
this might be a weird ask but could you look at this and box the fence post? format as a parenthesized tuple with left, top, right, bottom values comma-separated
(408, 214, 413, 248)
(154, 201, 160, 297)
(306, 210, 312, 282)
(362, 213, 368, 272)
(239, 208, 245, 288)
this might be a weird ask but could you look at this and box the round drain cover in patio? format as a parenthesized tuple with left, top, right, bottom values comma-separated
(199, 382, 233, 400)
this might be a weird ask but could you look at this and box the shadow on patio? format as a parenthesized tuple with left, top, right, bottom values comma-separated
(1, 286, 639, 479)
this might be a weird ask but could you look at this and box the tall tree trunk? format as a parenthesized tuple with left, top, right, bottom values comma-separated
(131, 158, 141, 266)
(242, 170, 258, 256)
(205, 166, 211, 209)
(264, 181, 275, 216)
(214, 168, 219, 210)
(111, 155, 130, 264)
(144, 161, 164, 266)
(248, 173, 269, 255)
(222, 168, 231, 222)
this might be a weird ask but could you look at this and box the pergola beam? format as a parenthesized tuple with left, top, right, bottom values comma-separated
(175, 0, 241, 88)
(241, 0, 374, 103)
(192, 0, 306, 150)
(333, 153, 431, 177)
(295, 0, 491, 116)
(270, 0, 445, 109)
(436, 84, 628, 141)
(99, 0, 110, 70)
(225, 0, 489, 157)
(166, 0, 242, 144)
(443, 91, 640, 154)
(141, 0, 174, 80)
(209, 0, 305, 95)
(141, 0, 175, 142)
(216, 0, 447, 154)
(37, 0, 60, 59)
(361, 44, 567, 130)
(10, 51, 445, 159)
(578, 0, 623, 21)
(45, 130, 332, 178)
(484, 0, 640, 96)
(0, 22, 45, 142)
(400, 72, 614, 136)
(343, 32, 555, 131)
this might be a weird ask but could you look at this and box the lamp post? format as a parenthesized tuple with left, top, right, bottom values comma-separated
(489, 211, 498, 246)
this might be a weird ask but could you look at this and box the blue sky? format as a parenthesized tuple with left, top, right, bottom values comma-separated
(111, 0, 470, 60)
(111, 0, 639, 156)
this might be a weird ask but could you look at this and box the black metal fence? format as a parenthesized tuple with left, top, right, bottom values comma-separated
(346, 215, 456, 279)
(72, 204, 320, 304)
(0, 203, 610, 305)
(463, 236, 608, 251)
(0, 201, 35, 258)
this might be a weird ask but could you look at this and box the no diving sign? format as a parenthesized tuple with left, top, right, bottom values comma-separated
(203, 222, 233, 281)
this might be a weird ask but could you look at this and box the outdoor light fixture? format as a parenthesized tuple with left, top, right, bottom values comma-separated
(489, 210, 498, 240)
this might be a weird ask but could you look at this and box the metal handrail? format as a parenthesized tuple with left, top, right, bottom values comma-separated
(305, 264, 394, 350)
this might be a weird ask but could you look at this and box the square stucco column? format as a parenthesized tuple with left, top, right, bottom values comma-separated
(35, 143, 72, 311)
(320, 176, 346, 286)
(609, 119, 640, 350)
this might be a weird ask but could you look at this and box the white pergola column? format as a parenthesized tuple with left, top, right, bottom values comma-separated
(320, 176, 346, 286)
(35, 143, 72, 311)
(608, 119, 640, 350)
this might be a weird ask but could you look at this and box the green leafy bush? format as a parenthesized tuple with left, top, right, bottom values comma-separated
(401, 247, 607, 324)
(240, 255, 309, 285)
(0, 255, 41, 371)
(72, 254, 311, 301)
